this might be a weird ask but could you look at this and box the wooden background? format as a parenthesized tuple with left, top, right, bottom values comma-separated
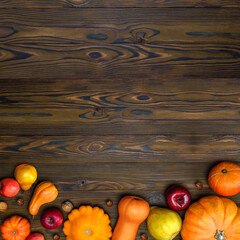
(1, 0, 240, 239)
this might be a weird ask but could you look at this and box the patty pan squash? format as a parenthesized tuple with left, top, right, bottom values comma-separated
(63, 205, 112, 240)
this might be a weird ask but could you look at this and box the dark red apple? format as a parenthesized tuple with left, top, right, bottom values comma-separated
(0, 178, 20, 198)
(165, 185, 191, 211)
(41, 208, 63, 229)
(26, 233, 45, 240)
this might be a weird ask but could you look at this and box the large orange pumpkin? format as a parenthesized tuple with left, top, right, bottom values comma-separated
(208, 161, 240, 196)
(181, 195, 240, 240)
(1, 215, 30, 240)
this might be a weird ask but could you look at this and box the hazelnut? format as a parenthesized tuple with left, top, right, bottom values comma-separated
(106, 200, 113, 207)
(140, 233, 148, 240)
(0, 202, 8, 212)
(62, 200, 73, 213)
(195, 182, 203, 190)
(17, 198, 24, 206)
(53, 234, 60, 240)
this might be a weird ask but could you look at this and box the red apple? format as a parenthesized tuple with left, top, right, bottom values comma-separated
(165, 185, 191, 211)
(26, 233, 45, 240)
(0, 178, 20, 198)
(41, 208, 63, 229)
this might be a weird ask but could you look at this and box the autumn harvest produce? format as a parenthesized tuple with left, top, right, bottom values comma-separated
(14, 164, 38, 191)
(0, 178, 20, 198)
(1, 215, 30, 240)
(112, 195, 150, 240)
(63, 205, 112, 240)
(29, 181, 58, 216)
(208, 161, 240, 196)
(26, 233, 45, 240)
(181, 195, 240, 240)
(165, 185, 191, 211)
(147, 206, 182, 240)
(41, 208, 63, 229)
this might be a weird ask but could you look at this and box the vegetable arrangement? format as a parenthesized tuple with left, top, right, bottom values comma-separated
(0, 160, 240, 240)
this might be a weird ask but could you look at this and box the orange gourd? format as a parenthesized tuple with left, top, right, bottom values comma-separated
(1, 215, 30, 240)
(112, 195, 150, 240)
(208, 161, 240, 196)
(29, 181, 58, 215)
(181, 195, 240, 240)
(63, 205, 112, 240)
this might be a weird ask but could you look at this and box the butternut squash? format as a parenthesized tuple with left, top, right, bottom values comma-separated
(29, 181, 58, 215)
(112, 195, 150, 240)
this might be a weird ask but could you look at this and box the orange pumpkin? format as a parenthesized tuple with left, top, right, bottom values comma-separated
(63, 205, 112, 240)
(1, 215, 30, 240)
(181, 195, 240, 240)
(112, 195, 150, 240)
(208, 161, 240, 196)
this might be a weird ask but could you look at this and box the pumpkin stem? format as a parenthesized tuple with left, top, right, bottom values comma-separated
(215, 230, 226, 240)
(222, 169, 227, 174)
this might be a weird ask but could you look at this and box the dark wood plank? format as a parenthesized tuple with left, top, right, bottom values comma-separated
(0, 161, 235, 195)
(1, 78, 240, 96)
(1, 9, 240, 45)
(1, 79, 240, 108)
(0, 85, 240, 107)
(1, 42, 240, 79)
(1, 106, 240, 135)
(0, 0, 239, 8)
(1, 135, 240, 163)
(1, 8, 240, 79)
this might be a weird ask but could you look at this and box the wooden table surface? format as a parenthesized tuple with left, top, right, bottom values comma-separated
(1, 1, 240, 239)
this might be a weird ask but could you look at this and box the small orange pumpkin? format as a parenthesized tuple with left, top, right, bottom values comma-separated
(1, 215, 30, 240)
(63, 205, 112, 240)
(29, 181, 58, 215)
(112, 195, 150, 240)
(181, 195, 240, 240)
(208, 161, 240, 196)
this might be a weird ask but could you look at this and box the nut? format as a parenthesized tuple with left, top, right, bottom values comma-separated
(0, 202, 8, 212)
(195, 182, 203, 190)
(140, 233, 148, 240)
(53, 234, 60, 240)
(106, 200, 113, 207)
(17, 198, 24, 206)
(62, 200, 73, 213)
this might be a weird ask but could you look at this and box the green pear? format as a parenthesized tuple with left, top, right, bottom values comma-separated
(147, 206, 182, 240)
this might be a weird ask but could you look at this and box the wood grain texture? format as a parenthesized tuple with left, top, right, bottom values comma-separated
(1, 82, 240, 107)
(1, 77, 240, 93)
(2, 106, 240, 135)
(1, 8, 240, 79)
(1, 42, 240, 79)
(0, 0, 239, 8)
(0, 135, 240, 163)
(1, 9, 240, 45)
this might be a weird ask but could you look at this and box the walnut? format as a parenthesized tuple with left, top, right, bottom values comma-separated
(62, 200, 73, 213)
